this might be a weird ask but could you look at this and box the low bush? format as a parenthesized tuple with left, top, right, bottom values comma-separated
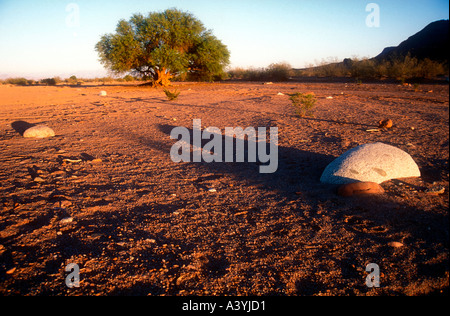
(163, 88, 180, 101)
(228, 62, 293, 82)
(299, 55, 448, 81)
(5, 77, 29, 86)
(290, 92, 317, 117)
(40, 78, 57, 86)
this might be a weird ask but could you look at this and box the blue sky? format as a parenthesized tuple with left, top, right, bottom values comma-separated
(0, 0, 448, 78)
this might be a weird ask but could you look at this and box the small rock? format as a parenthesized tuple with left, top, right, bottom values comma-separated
(0, 244, 6, 256)
(337, 182, 385, 197)
(23, 125, 55, 138)
(378, 119, 393, 129)
(208, 188, 217, 193)
(99, 91, 107, 96)
(33, 177, 45, 183)
(60, 217, 74, 224)
(6, 267, 16, 275)
(60, 200, 73, 208)
(277, 92, 284, 96)
(51, 170, 66, 176)
(326, 96, 333, 99)
(388, 241, 404, 248)
(425, 186, 446, 196)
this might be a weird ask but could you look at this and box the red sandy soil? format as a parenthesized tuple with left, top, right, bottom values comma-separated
(0, 81, 448, 296)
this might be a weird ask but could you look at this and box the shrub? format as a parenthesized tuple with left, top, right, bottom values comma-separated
(227, 67, 248, 80)
(349, 58, 378, 79)
(123, 75, 135, 82)
(163, 88, 180, 101)
(290, 92, 317, 117)
(5, 77, 29, 86)
(227, 63, 293, 82)
(66, 75, 78, 85)
(314, 57, 348, 77)
(264, 63, 293, 81)
(417, 58, 447, 79)
(41, 78, 57, 86)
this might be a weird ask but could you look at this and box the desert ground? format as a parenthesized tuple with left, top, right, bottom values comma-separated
(0, 80, 448, 296)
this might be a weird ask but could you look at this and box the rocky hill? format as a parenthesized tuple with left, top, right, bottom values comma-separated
(375, 20, 449, 63)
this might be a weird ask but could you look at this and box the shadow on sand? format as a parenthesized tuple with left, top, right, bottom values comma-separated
(11, 121, 36, 136)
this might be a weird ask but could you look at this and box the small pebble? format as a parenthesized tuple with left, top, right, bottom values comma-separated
(60, 217, 74, 224)
(388, 241, 404, 248)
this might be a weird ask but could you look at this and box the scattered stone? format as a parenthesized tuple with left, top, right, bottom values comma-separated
(60, 200, 73, 208)
(378, 119, 393, 129)
(59, 217, 74, 224)
(90, 158, 103, 164)
(6, 267, 16, 275)
(425, 186, 446, 196)
(0, 244, 6, 256)
(23, 125, 55, 138)
(337, 182, 384, 197)
(320, 142, 421, 184)
(33, 177, 45, 183)
(388, 241, 404, 248)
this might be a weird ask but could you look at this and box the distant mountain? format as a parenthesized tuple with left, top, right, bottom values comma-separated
(375, 20, 449, 63)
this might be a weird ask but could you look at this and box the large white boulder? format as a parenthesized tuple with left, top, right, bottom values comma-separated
(23, 125, 55, 138)
(320, 142, 421, 184)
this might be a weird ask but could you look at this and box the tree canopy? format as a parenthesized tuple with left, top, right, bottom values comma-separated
(95, 8, 230, 86)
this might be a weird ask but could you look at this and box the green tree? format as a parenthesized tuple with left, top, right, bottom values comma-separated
(95, 8, 230, 86)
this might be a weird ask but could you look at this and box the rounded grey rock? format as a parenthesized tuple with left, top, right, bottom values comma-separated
(320, 142, 421, 184)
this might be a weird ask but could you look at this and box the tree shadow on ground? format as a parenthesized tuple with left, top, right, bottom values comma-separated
(133, 122, 448, 238)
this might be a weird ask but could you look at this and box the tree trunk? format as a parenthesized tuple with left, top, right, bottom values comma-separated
(152, 68, 173, 87)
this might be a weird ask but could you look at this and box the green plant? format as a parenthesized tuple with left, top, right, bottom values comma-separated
(227, 63, 293, 82)
(164, 88, 180, 101)
(123, 74, 135, 82)
(40, 78, 57, 85)
(290, 92, 317, 117)
(5, 77, 29, 86)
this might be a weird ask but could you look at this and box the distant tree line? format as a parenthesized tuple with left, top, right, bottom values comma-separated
(296, 54, 448, 81)
(227, 55, 448, 83)
(0, 75, 145, 86)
